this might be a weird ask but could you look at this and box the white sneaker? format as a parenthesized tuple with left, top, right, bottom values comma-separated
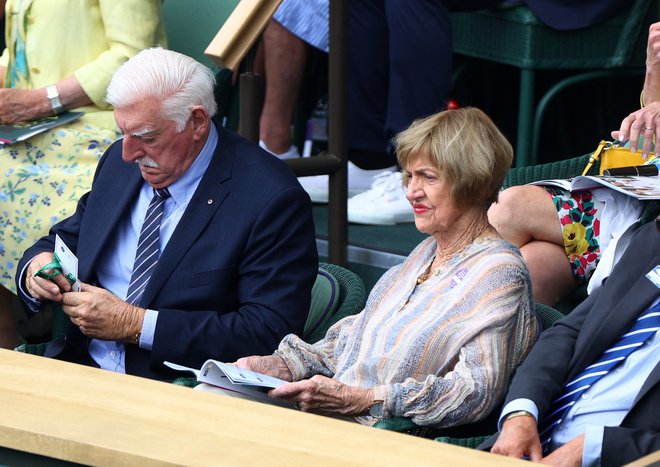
(298, 161, 396, 203)
(347, 171, 414, 225)
(259, 140, 300, 159)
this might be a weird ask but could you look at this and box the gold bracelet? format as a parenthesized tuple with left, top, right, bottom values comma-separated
(503, 410, 533, 422)
(641, 89, 646, 108)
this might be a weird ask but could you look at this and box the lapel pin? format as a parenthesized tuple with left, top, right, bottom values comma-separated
(207, 199, 213, 205)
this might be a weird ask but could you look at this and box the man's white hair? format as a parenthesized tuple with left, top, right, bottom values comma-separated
(106, 47, 217, 131)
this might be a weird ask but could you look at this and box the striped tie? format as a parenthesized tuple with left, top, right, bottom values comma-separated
(538, 301, 660, 451)
(125, 187, 171, 305)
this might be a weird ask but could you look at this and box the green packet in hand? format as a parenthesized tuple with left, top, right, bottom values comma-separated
(34, 235, 81, 291)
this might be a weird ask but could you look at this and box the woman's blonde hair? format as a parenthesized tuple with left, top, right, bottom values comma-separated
(395, 107, 512, 207)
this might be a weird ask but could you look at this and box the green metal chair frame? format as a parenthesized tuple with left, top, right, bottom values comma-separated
(450, 0, 656, 167)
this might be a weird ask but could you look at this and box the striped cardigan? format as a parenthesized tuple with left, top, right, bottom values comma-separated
(276, 235, 539, 427)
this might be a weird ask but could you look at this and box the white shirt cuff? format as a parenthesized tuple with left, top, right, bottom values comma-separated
(499, 399, 539, 430)
(139, 308, 159, 350)
(582, 425, 603, 467)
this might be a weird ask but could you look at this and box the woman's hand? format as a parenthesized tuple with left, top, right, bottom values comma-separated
(612, 100, 660, 158)
(269, 375, 375, 415)
(0, 75, 94, 124)
(644, 22, 660, 104)
(234, 355, 293, 381)
(0, 88, 51, 123)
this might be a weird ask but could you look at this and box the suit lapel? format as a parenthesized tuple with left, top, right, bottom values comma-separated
(138, 126, 233, 306)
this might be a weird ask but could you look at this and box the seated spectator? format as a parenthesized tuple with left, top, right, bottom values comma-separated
(0, 0, 166, 348)
(256, 0, 328, 160)
(235, 108, 539, 426)
(484, 218, 659, 466)
(488, 22, 660, 307)
(16, 48, 318, 381)
(487, 184, 643, 306)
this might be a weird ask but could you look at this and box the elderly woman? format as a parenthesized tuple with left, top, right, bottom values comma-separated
(237, 107, 539, 426)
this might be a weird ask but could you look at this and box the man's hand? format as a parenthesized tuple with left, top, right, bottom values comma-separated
(491, 413, 543, 462)
(61, 282, 144, 342)
(234, 355, 293, 381)
(541, 434, 584, 467)
(268, 375, 374, 415)
(25, 252, 71, 302)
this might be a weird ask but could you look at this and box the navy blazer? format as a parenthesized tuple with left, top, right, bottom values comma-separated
(17, 123, 319, 381)
(482, 220, 660, 466)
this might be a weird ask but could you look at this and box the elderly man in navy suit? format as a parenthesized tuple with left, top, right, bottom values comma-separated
(483, 218, 659, 466)
(16, 48, 318, 381)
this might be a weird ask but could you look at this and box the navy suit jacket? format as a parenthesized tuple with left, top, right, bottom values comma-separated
(482, 220, 660, 466)
(17, 123, 318, 381)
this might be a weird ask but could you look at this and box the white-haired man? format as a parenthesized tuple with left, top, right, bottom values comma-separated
(16, 48, 318, 380)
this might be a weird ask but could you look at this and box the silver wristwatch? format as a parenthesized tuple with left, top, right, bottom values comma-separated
(46, 84, 64, 115)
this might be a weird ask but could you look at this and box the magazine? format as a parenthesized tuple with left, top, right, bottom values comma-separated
(528, 175, 660, 200)
(0, 111, 84, 145)
(164, 360, 294, 408)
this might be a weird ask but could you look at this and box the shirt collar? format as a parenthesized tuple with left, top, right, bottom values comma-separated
(164, 122, 218, 205)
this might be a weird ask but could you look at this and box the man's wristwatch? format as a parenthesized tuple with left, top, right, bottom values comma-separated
(46, 84, 64, 115)
(503, 410, 533, 422)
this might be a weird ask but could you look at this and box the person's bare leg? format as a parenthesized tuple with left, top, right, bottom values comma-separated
(0, 285, 20, 349)
(520, 241, 577, 306)
(259, 20, 308, 154)
(489, 185, 577, 306)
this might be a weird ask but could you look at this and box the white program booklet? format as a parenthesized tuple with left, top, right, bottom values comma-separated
(54, 234, 81, 292)
(529, 174, 660, 200)
(164, 360, 294, 408)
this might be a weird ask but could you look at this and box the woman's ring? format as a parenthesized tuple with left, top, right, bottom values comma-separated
(643, 127, 654, 131)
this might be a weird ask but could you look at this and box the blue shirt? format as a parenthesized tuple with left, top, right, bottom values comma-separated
(80, 124, 217, 372)
(499, 297, 660, 467)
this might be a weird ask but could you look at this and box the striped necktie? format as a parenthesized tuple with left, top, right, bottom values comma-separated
(539, 301, 660, 450)
(125, 187, 171, 305)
